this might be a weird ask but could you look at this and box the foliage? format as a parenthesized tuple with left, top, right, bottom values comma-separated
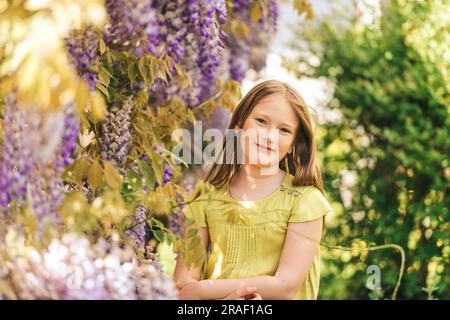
(288, 0, 449, 299)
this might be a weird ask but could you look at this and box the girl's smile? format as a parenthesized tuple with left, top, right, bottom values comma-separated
(255, 142, 275, 152)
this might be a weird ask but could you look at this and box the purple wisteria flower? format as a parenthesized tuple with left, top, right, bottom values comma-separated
(100, 99, 133, 167)
(154, 164, 173, 189)
(196, 0, 228, 103)
(155, 1, 187, 63)
(65, 26, 99, 90)
(225, 0, 279, 82)
(0, 95, 33, 209)
(150, 0, 228, 108)
(125, 204, 148, 248)
(57, 102, 80, 168)
(103, 0, 160, 56)
(0, 95, 79, 223)
(0, 232, 178, 299)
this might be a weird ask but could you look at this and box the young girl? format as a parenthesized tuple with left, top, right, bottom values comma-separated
(174, 79, 333, 300)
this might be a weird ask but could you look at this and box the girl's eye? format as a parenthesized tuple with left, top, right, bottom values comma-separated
(256, 118, 266, 125)
(280, 128, 291, 134)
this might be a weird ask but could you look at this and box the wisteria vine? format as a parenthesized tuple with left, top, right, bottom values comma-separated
(0, 0, 281, 300)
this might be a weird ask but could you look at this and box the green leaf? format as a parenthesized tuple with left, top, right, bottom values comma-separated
(127, 62, 138, 82)
(153, 230, 165, 242)
(99, 38, 106, 55)
(95, 82, 109, 100)
(103, 161, 123, 189)
(126, 170, 143, 191)
(138, 56, 149, 83)
(188, 234, 201, 251)
(149, 57, 159, 83)
(293, 0, 314, 19)
(73, 158, 90, 185)
(187, 227, 198, 238)
(149, 217, 165, 230)
(121, 182, 134, 198)
(88, 160, 103, 191)
(137, 159, 155, 188)
(97, 69, 110, 87)
(148, 149, 163, 188)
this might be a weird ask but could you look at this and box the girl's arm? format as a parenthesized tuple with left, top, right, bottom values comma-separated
(174, 225, 262, 300)
(173, 225, 210, 289)
(179, 217, 323, 300)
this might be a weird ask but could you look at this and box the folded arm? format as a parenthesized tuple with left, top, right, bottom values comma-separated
(173, 224, 210, 290)
(178, 217, 324, 300)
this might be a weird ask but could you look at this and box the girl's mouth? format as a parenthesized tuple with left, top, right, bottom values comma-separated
(255, 142, 274, 152)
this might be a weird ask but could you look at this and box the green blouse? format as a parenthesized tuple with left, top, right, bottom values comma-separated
(182, 172, 333, 300)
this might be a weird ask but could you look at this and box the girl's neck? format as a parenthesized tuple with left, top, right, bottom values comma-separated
(231, 164, 286, 190)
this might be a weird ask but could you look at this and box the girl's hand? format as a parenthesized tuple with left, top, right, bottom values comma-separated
(178, 281, 201, 300)
(248, 293, 263, 300)
(221, 287, 262, 300)
(176, 279, 196, 290)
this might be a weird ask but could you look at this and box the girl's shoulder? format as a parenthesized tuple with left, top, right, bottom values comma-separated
(280, 172, 320, 197)
(281, 173, 333, 222)
(182, 181, 228, 228)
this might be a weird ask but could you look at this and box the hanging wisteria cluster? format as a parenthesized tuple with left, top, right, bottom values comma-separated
(103, 0, 160, 56)
(125, 204, 148, 248)
(65, 26, 100, 90)
(225, 0, 279, 82)
(0, 232, 178, 299)
(0, 96, 79, 223)
(249, 0, 279, 72)
(149, 0, 228, 108)
(99, 99, 133, 168)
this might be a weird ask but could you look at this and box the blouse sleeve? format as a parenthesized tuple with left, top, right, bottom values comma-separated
(288, 186, 333, 223)
(182, 191, 208, 228)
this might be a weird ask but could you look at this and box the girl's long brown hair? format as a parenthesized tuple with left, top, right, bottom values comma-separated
(194, 79, 324, 199)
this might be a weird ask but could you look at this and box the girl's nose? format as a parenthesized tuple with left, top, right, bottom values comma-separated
(257, 128, 279, 149)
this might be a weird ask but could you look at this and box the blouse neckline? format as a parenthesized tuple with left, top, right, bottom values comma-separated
(225, 170, 289, 203)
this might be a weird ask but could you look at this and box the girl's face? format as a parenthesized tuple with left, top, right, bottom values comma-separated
(238, 94, 300, 172)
